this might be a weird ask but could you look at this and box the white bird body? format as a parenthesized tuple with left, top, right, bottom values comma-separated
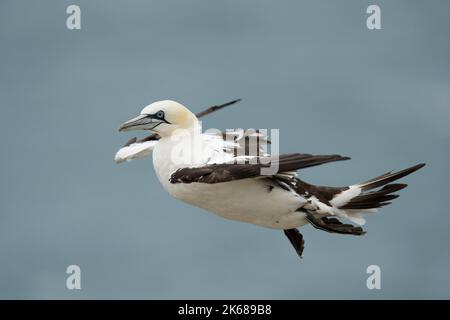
(116, 99, 425, 258)
(152, 134, 309, 229)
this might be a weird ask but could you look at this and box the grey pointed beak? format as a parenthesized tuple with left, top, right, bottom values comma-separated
(118, 114, 162, 132)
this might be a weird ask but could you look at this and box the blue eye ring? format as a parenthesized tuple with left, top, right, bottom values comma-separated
(156, 111, 164, 119)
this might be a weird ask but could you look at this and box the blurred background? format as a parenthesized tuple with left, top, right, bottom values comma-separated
(0, 0, 449, 299)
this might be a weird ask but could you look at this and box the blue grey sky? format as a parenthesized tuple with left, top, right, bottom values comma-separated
(0, 0, 449, 299)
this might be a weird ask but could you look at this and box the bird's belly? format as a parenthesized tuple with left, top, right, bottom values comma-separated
(152, 141, 308, 229)
(164, 178, 309, 229)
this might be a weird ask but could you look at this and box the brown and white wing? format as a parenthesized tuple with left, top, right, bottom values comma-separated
(169, 153, 350, 184)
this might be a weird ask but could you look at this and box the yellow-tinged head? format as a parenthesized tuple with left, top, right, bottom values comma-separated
(118, 100, 198, 137)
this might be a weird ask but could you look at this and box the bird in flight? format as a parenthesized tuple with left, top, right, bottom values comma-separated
(116, 99, 425, 259)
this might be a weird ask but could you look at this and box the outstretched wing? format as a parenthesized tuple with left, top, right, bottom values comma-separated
(169, 153, 350, 184)
(114, 139, 158, 163)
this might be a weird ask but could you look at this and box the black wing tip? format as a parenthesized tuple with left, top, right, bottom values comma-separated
(413, 162, 426, 171)
(382, 183, 408, 193)
(326, 155, 351, 162)
(396, 162, 426, 177)
(401, 162, 426, 172)
(123, 137, 137, 147)
(228, 98, 242, 105)
(291, 153, 351, 161)
(321, 154, 351, 161)
(218, 98, 242, 108)
(195, 99, 242, 118)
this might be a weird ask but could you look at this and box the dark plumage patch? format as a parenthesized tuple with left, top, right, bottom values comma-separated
(341, 184, 405, 209)
(284, 229, 305, 259)
(169, 153, 350, 184)
(340, 163, 425, 210)
(304, 211, 366, 236)
(279, 177, 347, 206)
(359, 163, 425, 191)
(273, 179, 291, 191)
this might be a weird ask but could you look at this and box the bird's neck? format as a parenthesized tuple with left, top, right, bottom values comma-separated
(165, 121, 201, 139)
(155, 122, 205, 168)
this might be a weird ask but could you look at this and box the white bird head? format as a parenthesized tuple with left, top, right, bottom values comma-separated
(118, 100, 198, 137)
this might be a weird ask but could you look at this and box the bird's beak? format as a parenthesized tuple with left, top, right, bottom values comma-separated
(118, 114, 163, 132)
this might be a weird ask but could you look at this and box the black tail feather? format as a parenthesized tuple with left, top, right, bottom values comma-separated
(341, 163, 425, 210)
(359, 163, 425, 191)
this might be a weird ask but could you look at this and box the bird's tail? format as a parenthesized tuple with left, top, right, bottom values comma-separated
(327, 163, 426, 225)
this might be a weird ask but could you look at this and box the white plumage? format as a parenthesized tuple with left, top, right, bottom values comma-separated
(151, 132, 309, 229)
(116, 100, 425, 258)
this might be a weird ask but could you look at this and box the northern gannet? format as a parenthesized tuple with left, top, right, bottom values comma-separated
(116, 100, 425, 259)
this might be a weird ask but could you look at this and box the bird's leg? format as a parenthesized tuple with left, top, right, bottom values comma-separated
(284, 229, 305, 259)
(305, 211, 366, 236)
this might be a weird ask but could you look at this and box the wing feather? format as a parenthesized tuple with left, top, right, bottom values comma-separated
(170, 153, 350, 184)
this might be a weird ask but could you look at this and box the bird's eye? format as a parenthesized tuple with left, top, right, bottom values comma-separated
(156, 111, 164, 119)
